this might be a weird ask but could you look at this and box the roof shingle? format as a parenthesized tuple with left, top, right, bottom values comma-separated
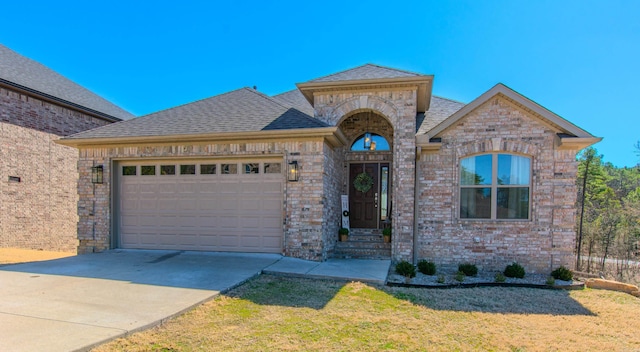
(416, 96, 466, 135)
(308, 64, 422, 83)
(66, 87, 327, 140)
(0, 44, 134, 121)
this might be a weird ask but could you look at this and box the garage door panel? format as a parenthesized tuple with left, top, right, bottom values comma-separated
(119, 159, 283, 253)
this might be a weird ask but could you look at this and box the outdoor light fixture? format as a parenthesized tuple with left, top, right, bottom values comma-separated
(363, 132, 372, 149)
(363, 111, 372, 150)
(288, 160, 299, 182)
(91, 165, 104, 184)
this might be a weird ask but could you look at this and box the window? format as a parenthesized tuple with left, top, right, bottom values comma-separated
(180, 164, 196, 175)
(141, 165, 156, 176)
(243, 163, 259, 174)
(460, 154, 531, 220)
(200, 164, 216, 175)
(350, 133, 390, 151)
(122, 166, 136, 176)
(264, 163, 282, 174)
(221, 163, 237, 174)
(160, 165, 176, 175)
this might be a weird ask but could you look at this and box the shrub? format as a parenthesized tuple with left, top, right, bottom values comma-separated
(495, 272, 506, 283)
(546, 276, 556, 286)
(417, 260, 436, 275)
(504, 262, 526, 279)
(458, 263, 478, 277)
(437, 274, 446, 284)
(395, 261, 416, 278)
(454, 271, 465, 282)
(551, 266, 573, 281)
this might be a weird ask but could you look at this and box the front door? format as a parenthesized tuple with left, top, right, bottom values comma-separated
(349, 163, 390, 228)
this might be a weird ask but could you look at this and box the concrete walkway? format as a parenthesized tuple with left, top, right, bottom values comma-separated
(0, 250, 390, 352)
(265, 257, 390, 284)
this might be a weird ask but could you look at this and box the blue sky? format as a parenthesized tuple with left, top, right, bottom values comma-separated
(1, 0, 638, 166)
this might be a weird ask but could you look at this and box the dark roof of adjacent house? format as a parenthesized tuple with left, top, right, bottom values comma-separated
(0, 44, 134, 121)
(308, 64, 422, 82)
(66, 87, 328, 140)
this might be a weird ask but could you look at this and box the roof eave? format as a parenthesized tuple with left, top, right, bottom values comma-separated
(296, 75, 434, 113)
(56, 127, 347, 148)
(556, 136, 603, 150)
(0, 79, 125, 123)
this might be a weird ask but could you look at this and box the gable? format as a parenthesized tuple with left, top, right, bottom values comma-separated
(419, 84, 601, 151)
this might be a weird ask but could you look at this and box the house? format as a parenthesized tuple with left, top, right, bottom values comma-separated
(58, 64, 600, 273)
(0, 44, 134, 252)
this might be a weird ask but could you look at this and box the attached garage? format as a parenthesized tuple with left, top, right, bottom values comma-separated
(116, 158, 284, 253)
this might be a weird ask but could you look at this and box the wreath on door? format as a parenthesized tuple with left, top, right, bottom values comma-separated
(353, 172, 374, 193)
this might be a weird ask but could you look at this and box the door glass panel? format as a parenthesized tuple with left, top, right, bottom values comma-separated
(160, 165, 176, 175)
(243, 163, 259, 174)
(180, 164, 196, 175)
(122, 166, 136, 176)
(264, 163, 282, 174)
(141, 165, 155, 175)
(380, 166, 389, 221)
(221, 163, 237, 174)
(200, 164, 216, 174)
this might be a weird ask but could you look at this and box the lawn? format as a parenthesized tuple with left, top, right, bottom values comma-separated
(94, 275, 640, 352)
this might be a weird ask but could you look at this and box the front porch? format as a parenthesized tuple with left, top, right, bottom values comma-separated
(332, 228, 391, 259)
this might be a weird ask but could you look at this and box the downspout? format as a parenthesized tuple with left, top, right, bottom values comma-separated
(413, 146, 421, 264)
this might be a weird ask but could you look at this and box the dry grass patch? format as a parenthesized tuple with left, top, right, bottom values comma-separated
(0, 248, 75, 265)
(94, 275, 640, 352)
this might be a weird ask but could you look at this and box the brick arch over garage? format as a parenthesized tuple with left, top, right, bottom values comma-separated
(330, 95, 399, 127)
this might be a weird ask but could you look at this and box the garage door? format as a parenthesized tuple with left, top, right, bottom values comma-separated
(117, 159, 283, 253)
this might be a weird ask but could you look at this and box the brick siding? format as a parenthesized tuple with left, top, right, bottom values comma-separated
(0, 87, 111, 251)
(416, 95, 578, 273)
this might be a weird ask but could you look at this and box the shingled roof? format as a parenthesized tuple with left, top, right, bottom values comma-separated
(416, 96, 466, 134)
(308, 64, 422, 82)
(273, 89, 314, 116)
(0, 44, 134, 121)
(65, 87, 328, 140)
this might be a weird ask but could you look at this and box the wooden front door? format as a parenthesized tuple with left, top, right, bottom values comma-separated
(349, 163, 390, 229)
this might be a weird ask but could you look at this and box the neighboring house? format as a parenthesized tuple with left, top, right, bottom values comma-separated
(59, 64, 600, 273)
(0, 44, 134, 251)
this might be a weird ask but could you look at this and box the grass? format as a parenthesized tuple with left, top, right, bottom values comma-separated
(94, 275, 640, 352)
(0, 248, 75, 265)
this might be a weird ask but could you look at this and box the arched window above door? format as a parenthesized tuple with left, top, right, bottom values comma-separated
(350, 133, 390, 151)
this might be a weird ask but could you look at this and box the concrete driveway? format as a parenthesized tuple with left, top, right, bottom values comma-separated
(0, 250, 281, 352)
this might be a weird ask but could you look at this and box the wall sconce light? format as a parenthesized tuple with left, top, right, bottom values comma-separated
(91, 165, 104, 184)
(288, 161, 299, 182)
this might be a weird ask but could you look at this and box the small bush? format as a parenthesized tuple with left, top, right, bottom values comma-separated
(395, 261, 416, 278)
(454, 271, 465, 282)
(495, 272, 506, 283)
(437, 274, 446, 284)
(504, 262, 526, 279)
(417, 260, 436, 275)
(546, 276, 556, 286)
(458, 263, 478, 277)
(551, 266, 573, 281)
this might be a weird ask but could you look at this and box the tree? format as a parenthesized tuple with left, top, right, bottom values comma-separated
(576, 148, 607, 270)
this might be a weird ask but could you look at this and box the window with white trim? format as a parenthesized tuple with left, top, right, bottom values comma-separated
(460, 154, 531, 220)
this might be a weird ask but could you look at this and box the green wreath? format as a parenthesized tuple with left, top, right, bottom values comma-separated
(353, 172, 374, 193)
